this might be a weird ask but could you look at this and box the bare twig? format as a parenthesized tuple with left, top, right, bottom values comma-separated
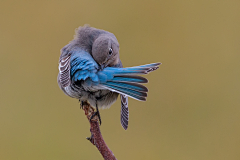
(82, 102, 117, 160)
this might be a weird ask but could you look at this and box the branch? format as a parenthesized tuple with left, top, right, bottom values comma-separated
(82, 102, 117, 160)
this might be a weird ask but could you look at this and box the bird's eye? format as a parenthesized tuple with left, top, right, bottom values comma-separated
(109, 48, 113, 55)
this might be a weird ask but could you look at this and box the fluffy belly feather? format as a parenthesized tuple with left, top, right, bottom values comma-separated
(62, 83, 119, 109)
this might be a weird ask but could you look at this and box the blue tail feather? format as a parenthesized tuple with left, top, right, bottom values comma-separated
(130, 63, 161, 68)
(130, 63, 161, 73)
(111, 75, 148, 83)
(105, 81, 148, 92)
(71, 60, 161, 102)
(96, 63, 161, 101)
(102, 62, 161, 76)
(102, 67, 148, 75)
(103, 84, 147, 101)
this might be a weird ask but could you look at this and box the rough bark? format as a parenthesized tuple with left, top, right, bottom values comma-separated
(82, 102, 117, 160)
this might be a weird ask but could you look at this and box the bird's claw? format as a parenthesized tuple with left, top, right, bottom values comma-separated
(90, 109, 102, 125)
(79, 100, 84, 109)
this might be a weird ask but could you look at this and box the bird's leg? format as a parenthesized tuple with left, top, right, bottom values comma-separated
(96, 104, 102, 125)
(90, 103, 102, 125)
(79, 100, 84, 109)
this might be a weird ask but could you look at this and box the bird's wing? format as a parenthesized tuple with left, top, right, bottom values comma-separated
(120, 94, 129, 130)
(58, 55, 71, 87)
(70, 51, 99, 84)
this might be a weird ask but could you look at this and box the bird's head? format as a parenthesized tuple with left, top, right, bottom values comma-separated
(92, 34, 120, 69)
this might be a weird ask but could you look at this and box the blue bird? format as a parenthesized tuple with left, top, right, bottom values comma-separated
(58, 25, 161, 130)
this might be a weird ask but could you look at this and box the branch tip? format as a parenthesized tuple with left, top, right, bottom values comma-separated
(82, 102, 117, 160)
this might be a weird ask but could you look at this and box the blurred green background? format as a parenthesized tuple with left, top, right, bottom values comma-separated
(1, 0, 240, 159)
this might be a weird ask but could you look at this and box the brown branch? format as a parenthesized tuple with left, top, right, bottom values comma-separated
(82, 102, 117, 160)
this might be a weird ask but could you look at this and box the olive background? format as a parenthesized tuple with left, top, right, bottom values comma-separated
(1, 0, 240, 159)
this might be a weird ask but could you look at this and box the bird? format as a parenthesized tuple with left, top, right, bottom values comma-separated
(57, 25, 161, 130)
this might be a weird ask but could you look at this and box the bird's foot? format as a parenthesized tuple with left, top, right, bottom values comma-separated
(90, 109, 102, 126)
(79, 100, 84, 109)
(80, 101, 89, 110)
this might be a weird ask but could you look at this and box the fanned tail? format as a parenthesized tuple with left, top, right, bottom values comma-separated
(129, 62, 161, 72)
(100, 62, 161, 101)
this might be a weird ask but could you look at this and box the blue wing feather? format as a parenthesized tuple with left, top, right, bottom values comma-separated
(70, 50, 99, 84)
(69, 50, 160, 101)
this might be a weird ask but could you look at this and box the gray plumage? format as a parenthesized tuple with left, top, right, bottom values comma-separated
(58, 25, 161, 130)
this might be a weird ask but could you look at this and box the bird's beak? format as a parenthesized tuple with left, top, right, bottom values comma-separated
(100, 64, 105, 70)
(100, 59, 110, 70)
